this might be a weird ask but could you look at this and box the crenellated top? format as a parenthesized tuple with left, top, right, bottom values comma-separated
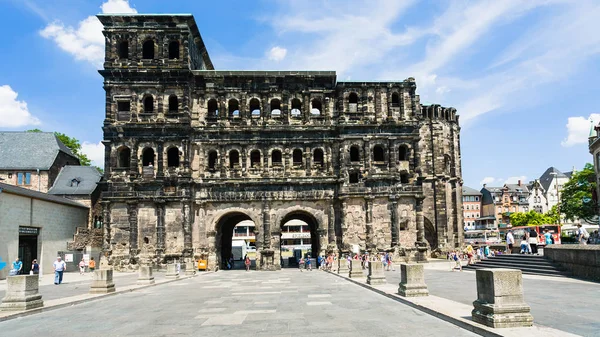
(420, 104, 458, 123)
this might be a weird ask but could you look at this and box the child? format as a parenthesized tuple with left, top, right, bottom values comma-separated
(452, 251, 462, 271)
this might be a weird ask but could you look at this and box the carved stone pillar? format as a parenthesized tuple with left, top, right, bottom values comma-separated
(365, 197, 374, 251)
(156, 201, 166, 256)
(127, 201, 138, 255)
(182, 139, 191, 175)
(262, 201, 271, 249)
(337, 199, 348, 251)
(157, 141, 164, 179)
(130, 141, 139, 179)
(101, 201, 112, 253)
(182, 201, 192, 256)
(102, 141, 111, 180)
(416, 197, 425, 244)
(327, 202, 336, 246)
(390, 196, 399, 247)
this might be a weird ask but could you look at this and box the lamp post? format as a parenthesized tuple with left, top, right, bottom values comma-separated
(550, 172, 561, 226)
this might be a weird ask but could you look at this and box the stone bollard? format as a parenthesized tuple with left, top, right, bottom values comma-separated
(367, 261, 386, 285)
(0, 275, 44, 311)
(398, 263, 428, 297)
(90, 269, 116, 294)
(349, 259, 364, 278)
(471, 269, 533, 328)
(137, 266, 155, 285)
(185, 260, 196, 276)
(337, 258, 349, 275)
(165, 263, 179, 279)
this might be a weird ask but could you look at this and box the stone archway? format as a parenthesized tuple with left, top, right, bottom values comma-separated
(214, 212, 253, 270)
(424, 217, 437, 250)
(279, 211, 321, 268)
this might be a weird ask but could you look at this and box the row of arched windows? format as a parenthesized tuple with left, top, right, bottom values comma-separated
(207, 148, 325, 171)
(348, 145, 410, 163)
(207, 98, 322, 118)
(117, 39, 180, 60)
(116, 147, 180, 169)
(137, 95, 179, 113)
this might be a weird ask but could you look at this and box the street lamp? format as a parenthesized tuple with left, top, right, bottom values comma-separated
(550, 172, 561, 226)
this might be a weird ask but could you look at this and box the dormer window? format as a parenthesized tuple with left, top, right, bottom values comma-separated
(70, 178, 81, 187)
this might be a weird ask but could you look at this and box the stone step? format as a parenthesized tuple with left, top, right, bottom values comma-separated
(473, 260, 560, 270)
(476, 258, 557, 268)
(463, 264, 570, 277)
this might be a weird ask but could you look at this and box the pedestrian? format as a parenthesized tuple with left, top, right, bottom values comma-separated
(506, 230, 514, 254)
(317, 255, 323, 270)
(53, 256, 66, 285)
(452, 251, 462, 271)
(576, 224, 589, 245)
(524, 230, 532, 254)
(520, 239, 529, 254)
(298, 257, 305, 272)
(327, 254, 333, 271)
(244, 254, 251, 272)
(89, 257, 96, 272)
(529, 229, 539, 255)
(465, 244, 475, 265)
(306, 254, 312, 271)
(11, 258, 23, 275)
(387, 253, 394, 271)
(78, 258, 86, 275)
(31, 259, 39, 275)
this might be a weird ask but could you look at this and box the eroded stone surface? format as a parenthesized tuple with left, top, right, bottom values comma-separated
(90, 269, 116, 294)
(0, 275, 44, 311)
(398, 263, 429, 297)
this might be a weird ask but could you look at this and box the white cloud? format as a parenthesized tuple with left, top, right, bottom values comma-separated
(561, 113, 600, 147)
(40, 0, 137, 67)
(0, 85, 41, 128)
(480, 177, 499, 185)
(267, 46, 287, 62)
(505, 176, 527, 184)
(81, 141, 105, 168)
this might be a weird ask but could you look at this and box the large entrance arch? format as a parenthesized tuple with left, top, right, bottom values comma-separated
(424, 217, 437, 250)
(215, 212, 254, 269)
(279, 211, 321, 268)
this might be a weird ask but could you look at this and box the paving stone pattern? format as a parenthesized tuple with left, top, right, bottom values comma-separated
(0, 270, 476, 337)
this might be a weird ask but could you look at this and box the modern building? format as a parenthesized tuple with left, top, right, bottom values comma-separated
(481, 181, 530, 228)
(97, 14, 463, 271)
(0, 182, 89, 279)
(0, 132, 80, 193)
(462, 186, 481, 231)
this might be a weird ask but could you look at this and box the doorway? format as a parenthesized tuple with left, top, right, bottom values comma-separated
(18, 226, 39, 274)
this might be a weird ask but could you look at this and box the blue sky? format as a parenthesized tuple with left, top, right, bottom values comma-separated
(1, 0, 599, 188)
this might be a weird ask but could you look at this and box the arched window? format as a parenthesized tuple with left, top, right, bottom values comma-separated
(348, 92, 358, 112)
(272, 150, 282, 166)
(270, 99, 281, 117)
(349, 172, 360, 184)
(168, 95, 178, 113)
(373, 145, 385, 162)
(207, 99, 218, 116)
(401, 173, 409, 183)
(142, 40, 154, 59)
(391, 92, 400, 107)
(117, 147, 131, 168)
(168, 41, 180, 59)
(311, 99, 322, 115)
(398, 145, 408, 161)
(229, 150, 239, 168)
(228, 99, 240, 118)
(208, 150, 218, 171)
(118, 40, 128, 59)
(144, 96, 154, 113)
(250, 150, 261, 168)
(313, 149, 324, 167)
(142, 148, 155, 166)
(291, 98, 302, 117)
(250, 98, 261, 118)
(167, 147, 179, 167)
(350, 146, 360, 162)
(292, 149, 303, 166)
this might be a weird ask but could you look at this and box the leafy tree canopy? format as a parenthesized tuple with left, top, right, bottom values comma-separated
(27, 129, 91, 166)
(509, 210, 557, 227)
(560, 163, 597, 223)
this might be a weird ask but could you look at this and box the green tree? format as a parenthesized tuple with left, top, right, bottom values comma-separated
(509, 210, 556, 227)
(545, 205, 560, 224)
(27, 129, 92, 166)
(560, 163, 597, 223)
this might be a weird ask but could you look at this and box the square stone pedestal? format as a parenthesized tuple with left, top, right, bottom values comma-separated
(338, 258, 349, 275)
(165, 263, 179, 279)
(349, 259, 364, 278)
(90, 269, 116, 294)
(398, 263, 428, 297)
(137, 266, 155, 285)
(367, 261, 386, 285)
(472, 269, 533, 328)
(185, 259, 196, 276)
(0, 275, 44, 311)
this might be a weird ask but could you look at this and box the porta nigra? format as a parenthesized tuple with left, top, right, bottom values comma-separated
(97, 14, 463, 271)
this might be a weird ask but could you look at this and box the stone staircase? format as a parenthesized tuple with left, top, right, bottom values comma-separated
(462, 254, 571, 277)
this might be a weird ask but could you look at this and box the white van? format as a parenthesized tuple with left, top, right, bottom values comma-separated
(231, 240, 248, 260)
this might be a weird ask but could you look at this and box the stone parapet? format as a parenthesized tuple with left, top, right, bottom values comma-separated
(0, 275, 44, 311)
(90, 269, 116, 294)
(544, 245, 600, 282)
(349, 259, 364, 278)
(398, 263, 428, 297)
(367, 261, 386, 285)
(137, 266, 155, 285)
(471, 268, 533, 328)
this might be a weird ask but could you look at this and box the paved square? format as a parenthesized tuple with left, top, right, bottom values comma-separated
(0, 269, 476, 336)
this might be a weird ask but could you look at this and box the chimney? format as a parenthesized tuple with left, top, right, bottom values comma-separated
(518, 180, 521, 186)
(483, 184, 487, 188)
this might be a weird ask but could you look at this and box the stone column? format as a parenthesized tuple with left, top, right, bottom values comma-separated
(367, 261, 386, 285)
(130, 141, 139, 178)
(185, 258, 196, 276)
(415, 197, 428, 262)
(182, 201, 192, 256)
(337, 199, 347, 250)
(327, 202, 336, 247)
(137, 266, 155, 285)
(398, 263, 428, 297)
(365, 197, 374, 251)
(156, 141, 164, 179)
(127, 201, 138, 256)
(90, 269, 116, 294)
(166, 263, 179, 279)
(262, 201, 271, 249)
(271, 229, 282, 270)
(102, 140, 111, 180)
(101, 201, 112, 253)
(156, 201, 166, 256)
(390, 196, 399, 247)
(0, 275, 43, 311)
(349, 259, 364, 278)
(472, 269, 533, 328)
(337, 257, 349, 275)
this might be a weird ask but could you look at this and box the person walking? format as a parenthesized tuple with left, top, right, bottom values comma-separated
(452, 251, 462, 271)
(31, 259, 39, 275)
(506, 230, 514, 254)
(529, 229, 539, 255)
(89, 257, 96, 272)
(244, 254, 251, 272)
(306, 254, 312, 271)
(11, 258, 23, 275)
(576, 224, 589, 245)
(387, 253, 395, 271)
(53, 256, 66, 285)
(78, 258, 86, 275)
(543, 229, 553, 246)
